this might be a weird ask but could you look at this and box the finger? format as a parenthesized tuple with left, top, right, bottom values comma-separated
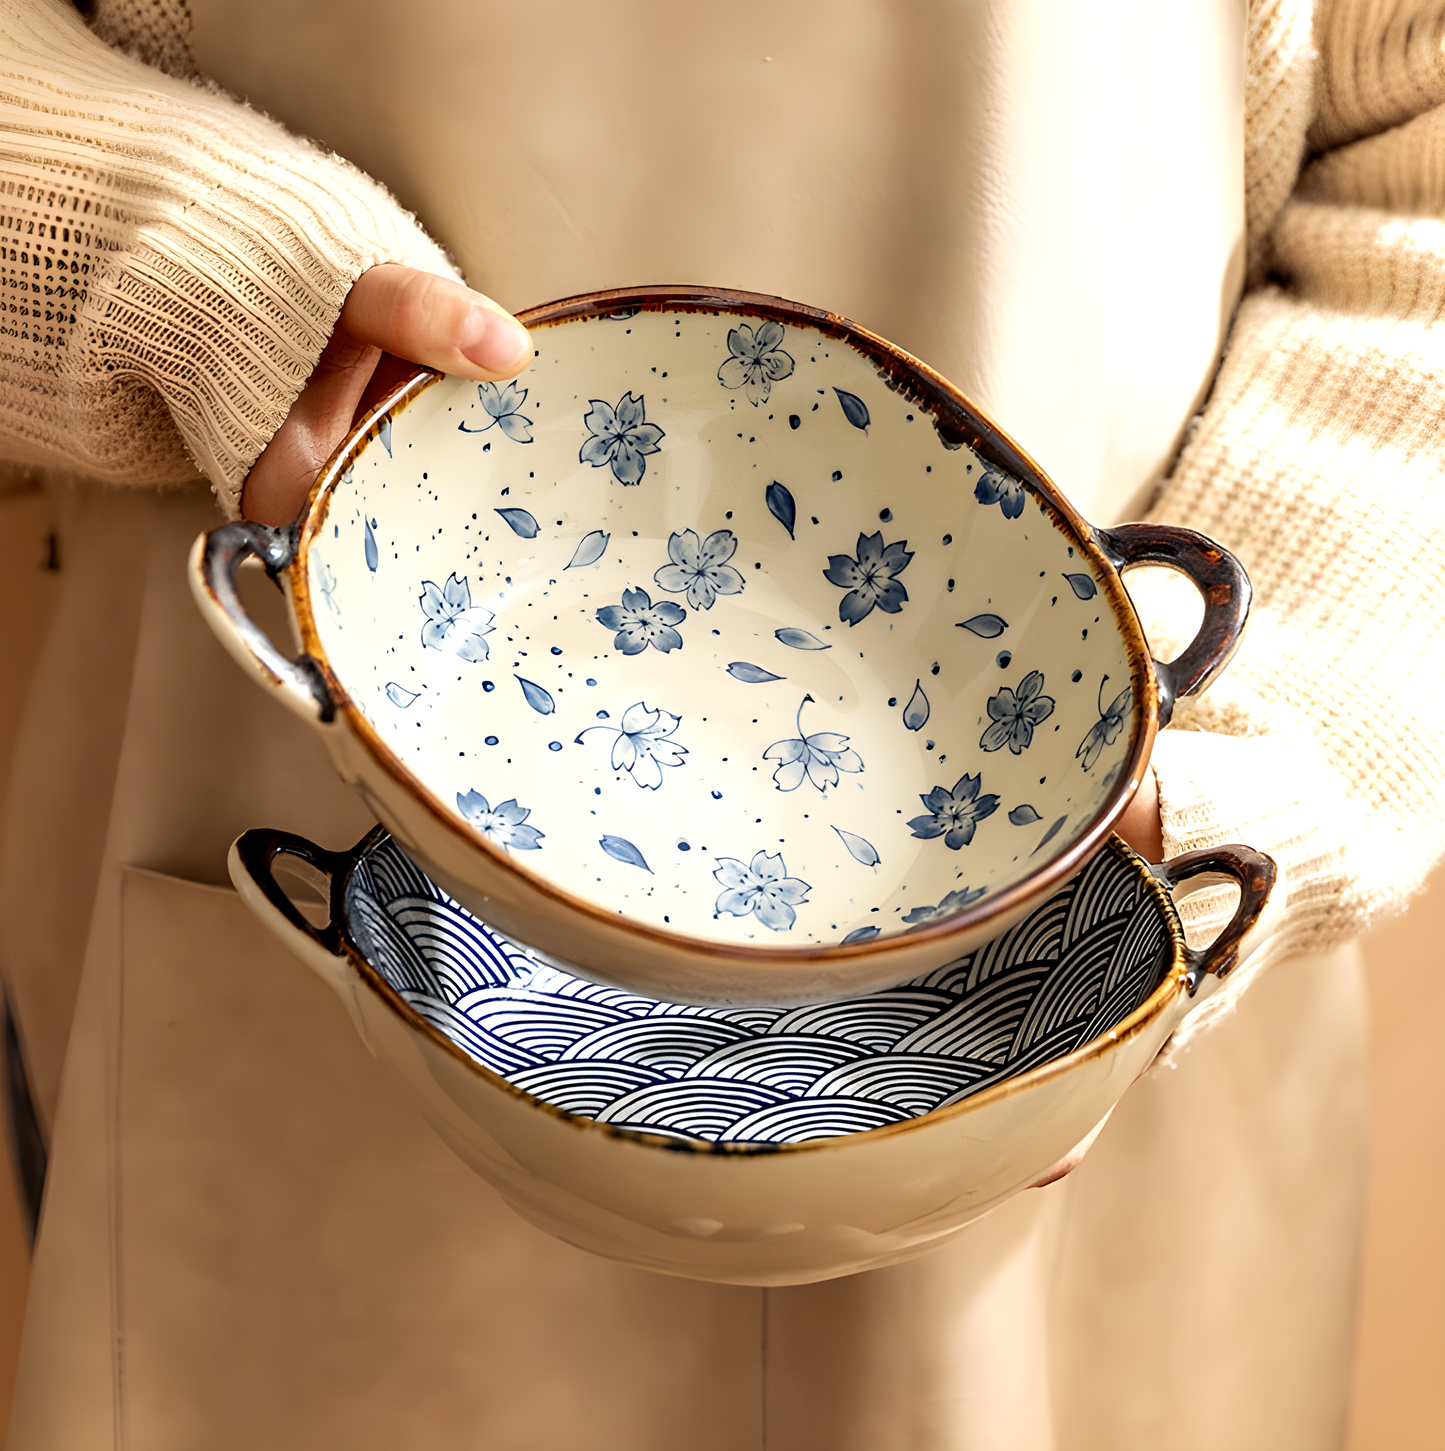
(341, 264, 531, 380)
(1028, 1110, 1114, 1189)
(1114, 766, 1163, 863)
(242, 325, 380, 524)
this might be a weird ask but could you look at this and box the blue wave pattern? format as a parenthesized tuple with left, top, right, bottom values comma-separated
(345, 838, 1170, 1146)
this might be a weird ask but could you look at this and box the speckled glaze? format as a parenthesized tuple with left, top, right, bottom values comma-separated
(230, 825, 1277, 1284)
(195, 287, 1250, 1006)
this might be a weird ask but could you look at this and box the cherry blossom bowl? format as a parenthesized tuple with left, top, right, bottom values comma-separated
(229, 823, 1276, 1284)
(194, 286, 1249, 1006)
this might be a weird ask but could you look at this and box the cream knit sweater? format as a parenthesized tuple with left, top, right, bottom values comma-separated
(1, 0, 1439, 1048)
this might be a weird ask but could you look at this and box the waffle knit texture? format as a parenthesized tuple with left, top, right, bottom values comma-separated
(1150, 0, 1445, 1053)
(0, 0, 456, 515)
(1, 0, 1441, 1052)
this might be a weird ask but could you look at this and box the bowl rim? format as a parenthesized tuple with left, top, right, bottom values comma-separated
(288, 284, 1161, 973)
(334, 824, 1189, 1159)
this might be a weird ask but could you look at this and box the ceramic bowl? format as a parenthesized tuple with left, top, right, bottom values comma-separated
(230, 824, 1275, 1284)
(195, 286, 1250, 1006)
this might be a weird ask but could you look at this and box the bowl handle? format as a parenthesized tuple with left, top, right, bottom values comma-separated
(1094, 524, 1251, 726)
(189, 523, 334, 725)
(1151, 844, 1279, 994)
(228, 827, 357, 1002)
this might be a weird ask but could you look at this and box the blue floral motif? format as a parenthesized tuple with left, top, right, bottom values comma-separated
(654, 528, 745, 610)
(419, 574, 494, 662)
(713, 850, 811, 931)
(980, 670, 1055, 754)
(902, 885, 987, 926)
(823, 531, 913, 625)
(908, 773, 1001, 849)
(459, 381, 533, 443)
(717, 321, 795, 406)
(456, 790, 544, 851)
(317, 559, 340, 619)
(596, 587, 685, 654)
(1078, 678, 1133, 770)
(974, 466, 1027, 519)
(765, 696, 863, 794)
(579, 392, 664, 484)
(576, 701, 688, 790)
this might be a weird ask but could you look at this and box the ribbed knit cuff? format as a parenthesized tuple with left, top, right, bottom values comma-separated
(1, 0, 460, 515)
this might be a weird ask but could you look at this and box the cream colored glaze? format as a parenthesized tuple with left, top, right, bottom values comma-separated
(228, 830, 1276, 1284)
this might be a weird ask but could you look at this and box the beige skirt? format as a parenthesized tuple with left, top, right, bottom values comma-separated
(0, 483, 1366, 1451)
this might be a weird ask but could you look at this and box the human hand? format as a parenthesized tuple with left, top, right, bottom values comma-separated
(1115, 765, 1163, 863)
(241, 265, 531, 525)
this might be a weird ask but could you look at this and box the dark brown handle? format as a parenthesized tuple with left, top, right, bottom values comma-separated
(1152, 844, 1278, 994)
(195, 522, 334, 723)
(1095, 524, 1251, 727)
(232, 828, 353, 956)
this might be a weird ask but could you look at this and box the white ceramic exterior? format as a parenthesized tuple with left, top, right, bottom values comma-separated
(230, 829, 1278, 1285)
(196, 288, 1247, 1006)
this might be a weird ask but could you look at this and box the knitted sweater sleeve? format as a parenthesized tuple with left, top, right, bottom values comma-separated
(0, 0, 457, 516)
(1145, 0, 1445, 1050)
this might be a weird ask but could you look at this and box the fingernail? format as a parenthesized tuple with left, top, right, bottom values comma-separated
(459, 306, 530, 373)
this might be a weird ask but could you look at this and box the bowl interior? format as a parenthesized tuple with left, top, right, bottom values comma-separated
(303, 300, 1140, 949)
(344, 835, 1175, 1146)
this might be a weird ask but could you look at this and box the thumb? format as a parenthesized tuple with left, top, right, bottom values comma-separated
(341, 264, 532, 380)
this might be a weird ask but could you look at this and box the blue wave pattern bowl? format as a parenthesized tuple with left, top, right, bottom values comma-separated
(232, 824, 1274, 1281)
(198, 286, 1249, 1006)
(351, 833, 1169, 1145)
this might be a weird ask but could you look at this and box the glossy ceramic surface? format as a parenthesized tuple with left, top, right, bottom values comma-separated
(231, 825, 1276, 1283)
(350, 835, 1171, 1143)
(197, 287, 1249, 1005)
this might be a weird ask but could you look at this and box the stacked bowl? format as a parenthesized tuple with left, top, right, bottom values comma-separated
(200, 288, 1273, 1282)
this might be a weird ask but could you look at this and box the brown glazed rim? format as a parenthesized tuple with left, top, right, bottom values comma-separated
(323, 827, 1189, 1158)
(289, 284, 1161, 976)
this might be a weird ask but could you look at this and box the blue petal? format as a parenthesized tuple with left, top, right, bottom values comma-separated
(1063, 572, 1097, 600)
(842, 925, 880, 944)
(1001, 486, 1027, 519)
(609, 440, 647, 484)
(873, 578, 909, 614)
(727, 661, 785, 683)
(378, 416, 392, 457)
(496, 412, 534, 444)
(1008, 803, 1043, 825)
(456, 788, 490, 818)
(384, 682, 418, 707)
(775, 628, 830, 650)
(833, 827, 880, 867)
(1032, 815, 1068, 854)
(957, 613, 1007, 637)
(566, 530, 610, 569)
(495, 507, 539, 538)
(516, 677, 555, 714)
(600, 835, 652, 872)
(838, 589, 875, 626)
(579, 433, 615, 468)
(765, 481, 796, 539)
(833, 388, 871, 431)
(903, 681, 930, 731)
(363, 517, 378, 573)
